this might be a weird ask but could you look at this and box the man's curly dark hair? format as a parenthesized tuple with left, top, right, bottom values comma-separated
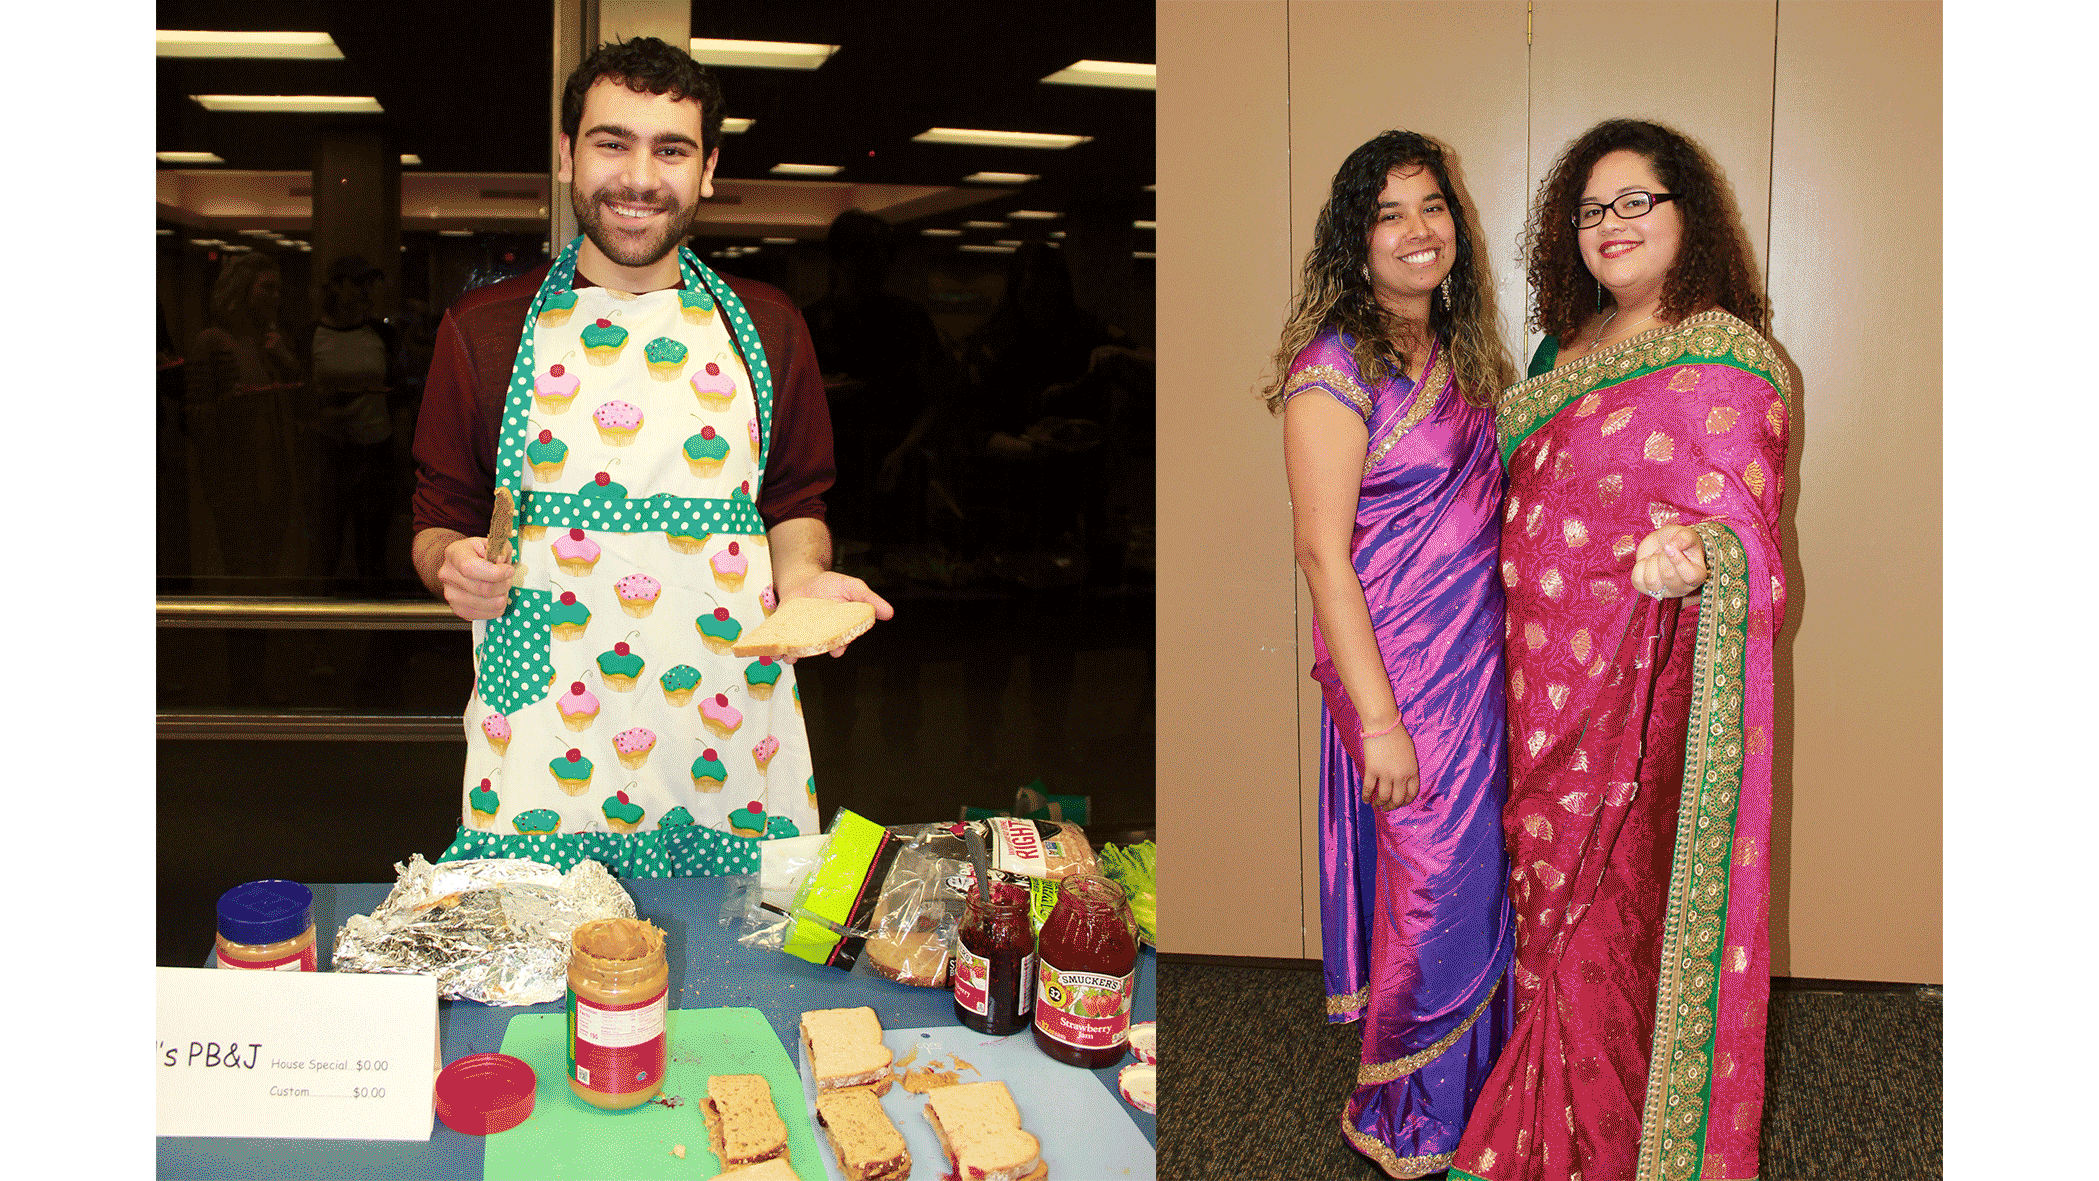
(561, 36, 726, 161)
(1527, 119, 1767, 342)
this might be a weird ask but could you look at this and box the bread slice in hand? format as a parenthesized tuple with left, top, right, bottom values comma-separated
(702, 1074, 788, 1171)
(731, 597, 876, 658)
(815, 1084, 912, 1181)
(922, 1081, 1044, 1181)
(800, 1006, 895, 1095)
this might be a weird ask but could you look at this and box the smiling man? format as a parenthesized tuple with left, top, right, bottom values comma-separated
(411, 37, 888, 874)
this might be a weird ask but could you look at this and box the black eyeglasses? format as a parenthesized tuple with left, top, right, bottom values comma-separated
(1572, 191, 1678, 230)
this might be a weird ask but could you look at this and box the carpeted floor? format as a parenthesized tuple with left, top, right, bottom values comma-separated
(1156, 961, 1940, 1181)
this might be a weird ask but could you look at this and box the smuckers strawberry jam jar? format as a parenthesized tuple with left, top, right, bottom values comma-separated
(566, 917, 669, 1109)
(1032, 875, 1139, 1068)
(953, 877, 1036, 1036)
(214, 880, 317, 971)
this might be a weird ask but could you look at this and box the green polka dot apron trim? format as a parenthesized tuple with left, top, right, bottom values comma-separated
(439, 824, 761, 877)
(451, 238, 817, 876)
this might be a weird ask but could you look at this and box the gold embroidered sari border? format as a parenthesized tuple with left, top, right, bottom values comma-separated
(1495, 311, 1792, 464)
(1327, 984, 1370, 1017)
(1633, 522, 1752, 1181)
(1284, 362, 1374, 418)
(1355, 977, 1502, 1085)
(1340, 1115, 1457, 1180)
(1362, 345, 1451, 474)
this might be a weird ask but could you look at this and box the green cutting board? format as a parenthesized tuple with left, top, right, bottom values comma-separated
(485, 1008, 823, 1180)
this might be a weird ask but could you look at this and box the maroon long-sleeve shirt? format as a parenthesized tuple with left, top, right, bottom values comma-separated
(411, 263, 834, 540)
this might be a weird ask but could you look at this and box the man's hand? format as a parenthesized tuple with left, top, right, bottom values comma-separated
(437, 535, 513, 620)
(778, 570, 894, 660)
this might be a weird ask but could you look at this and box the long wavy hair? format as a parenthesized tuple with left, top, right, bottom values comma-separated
(1263, 131, 1513, 413)
(206, 252, 282, 335)
(1527, 119, 1768, 343)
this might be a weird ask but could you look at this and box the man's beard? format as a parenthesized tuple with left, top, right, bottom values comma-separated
(572, 186, 698, 271)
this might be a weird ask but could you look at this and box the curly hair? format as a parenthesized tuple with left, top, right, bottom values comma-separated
(206, 252, 282, 334)
(1263, 131, 1514, 414)
(562, 36, 726, 161)
(1527, 119, 1767, 343)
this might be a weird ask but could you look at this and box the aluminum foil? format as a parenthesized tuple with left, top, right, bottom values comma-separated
(331, 855, 636, 1005)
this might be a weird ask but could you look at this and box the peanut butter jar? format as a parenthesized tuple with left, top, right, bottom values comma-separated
(565, 917, 670, 1109)
(214, 880, 317, 971)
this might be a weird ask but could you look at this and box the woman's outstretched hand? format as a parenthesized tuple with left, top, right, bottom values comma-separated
(1362, 724, 1422, 810)
(1631, 524, 1708, 599)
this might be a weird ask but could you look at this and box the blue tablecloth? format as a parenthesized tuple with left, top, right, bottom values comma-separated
(157, 876, 1155, 1178)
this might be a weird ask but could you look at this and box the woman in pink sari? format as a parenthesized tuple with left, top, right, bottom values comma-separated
(1269, 131, 1519, 1178)
(1452, 120, 1790, 1181)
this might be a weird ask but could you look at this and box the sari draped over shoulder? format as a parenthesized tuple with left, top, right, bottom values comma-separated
(1285, 329, 1515, 1178)
(1452, 311, 1791, 1181)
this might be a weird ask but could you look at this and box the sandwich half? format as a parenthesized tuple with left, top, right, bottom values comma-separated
(703, 1074, 788, 1172)
(922, 1081, 1046, 1181)
(815, 1084, 912, 1181)
(715, 1157, 799, 1180)
(800, 1006, 895, 1095)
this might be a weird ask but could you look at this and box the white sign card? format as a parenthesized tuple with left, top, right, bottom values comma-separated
(155, 967, 439, 1141)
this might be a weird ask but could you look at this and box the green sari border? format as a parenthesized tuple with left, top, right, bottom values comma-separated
(1634, 521, 1752, 1181)
(1494, 310, 1790, 465)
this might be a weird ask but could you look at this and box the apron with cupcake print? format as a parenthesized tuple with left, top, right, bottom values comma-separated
(447, 237, 816, 878)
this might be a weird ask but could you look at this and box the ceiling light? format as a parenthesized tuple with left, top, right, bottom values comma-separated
(770, 163, 843, 177)
(689, 38, 838, 70)
(1049, 231, 1067, 240)
(921, 228, 962, 238)
(1134, 220, 1156, 230)
(1144, 184, 1157, 192)
(193, 95, 385, 114)
(995, 240, 1022, 248)
(722, 118, 754, 134)
(156, 151, 224, 164)
(963, 171, 1038, 185)
(963, 220, 1005, 230)
(1008, 210, 1060, 220)
(1041, 60, 1155, 90)
(237, 229, 278, 238)
(156, 228, 174, 236)
(1134, 251, 1157, 260)
(914, 128, 1091, 150)
(156, 30, 343, 59)
(960, 244, 1018, 254)
(400, 154, 423, 166)
(761, 237, 797, 245)
(439, 230, 474, 237)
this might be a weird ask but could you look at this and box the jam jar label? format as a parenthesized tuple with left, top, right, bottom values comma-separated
(566, 987, 668, 1093)
(1034, 962, 1134, 1049)
(954, 946, 1037, 1017)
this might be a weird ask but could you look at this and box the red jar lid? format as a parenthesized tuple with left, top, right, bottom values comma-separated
(435, 1053, 536, 1135)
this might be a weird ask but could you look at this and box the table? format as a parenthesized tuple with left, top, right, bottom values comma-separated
(157, 876, 1155, 1178)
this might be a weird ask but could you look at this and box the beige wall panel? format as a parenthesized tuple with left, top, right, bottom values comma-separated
(1155, 2, 1302, 957)
(1529, 1, 1775, 353)
(1767, 1, 1942, 983)
(1284, 1, 1530, 959)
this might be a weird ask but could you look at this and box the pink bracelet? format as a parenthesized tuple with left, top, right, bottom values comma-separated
(1360, 716, 1403, 740)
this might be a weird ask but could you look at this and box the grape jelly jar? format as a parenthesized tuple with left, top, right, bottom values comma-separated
(1032, 875, 1139, 1068)
(566, 917, 669, 1110)
(952, 877, 1036, 1035)
(214, 880, 317, 971)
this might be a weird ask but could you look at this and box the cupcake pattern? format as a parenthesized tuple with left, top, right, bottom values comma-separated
(462, 253, 809, 848)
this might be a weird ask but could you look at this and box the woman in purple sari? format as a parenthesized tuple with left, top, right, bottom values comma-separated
(1267, 131, 1519, 1178)
(1452, 120, 1790, 1181)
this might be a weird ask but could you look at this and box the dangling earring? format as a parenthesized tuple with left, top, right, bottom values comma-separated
(1439, 274, 1453, 311)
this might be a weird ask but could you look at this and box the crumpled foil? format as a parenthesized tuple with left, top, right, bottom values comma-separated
(331, 855, 636, 1005)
